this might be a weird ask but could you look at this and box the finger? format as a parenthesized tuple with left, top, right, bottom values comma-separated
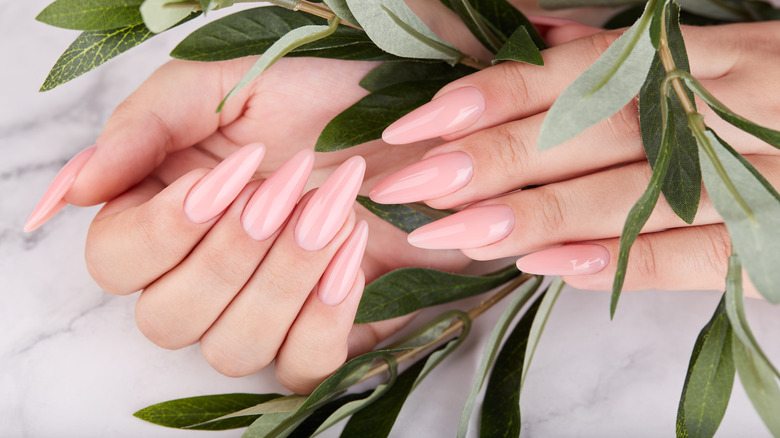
(85, 144, 264, 294)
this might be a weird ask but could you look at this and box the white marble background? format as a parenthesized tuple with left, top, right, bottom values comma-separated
(2, 1, 779, 437)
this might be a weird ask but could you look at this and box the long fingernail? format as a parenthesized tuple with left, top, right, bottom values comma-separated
(295, 156, 366, 251)
(382, 87, 485, 145)
(369, 151, 473, 204)
(516, 244, 609, 275)
(184, 143, 265, 224)
(407, 204, 514, 250)
(24, 146, 97, 232)
(241, 149, 314, 241)
(319, 220, 369, 306)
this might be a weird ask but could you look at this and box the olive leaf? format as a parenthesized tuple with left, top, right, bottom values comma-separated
(133, 393, 284, 430)
(676, 294, 735, 438)
(189, 395, 307, 429)
(732, 337, 780, 436)
(520, 277, 565, 391)
(676, 0, 749, 20)
(356, 196, 436, 233)
(537, 0, 657, 150)
(492, 26, 544, 66)
(539, 0, 645, 9)
(358, 61, 476, 92)
(446, 0, 504, 52)
(36, 0, 143, 30)
(322, 0, 359, 25)
(140, 0, 196, 33)
(458, 0, 546, 49)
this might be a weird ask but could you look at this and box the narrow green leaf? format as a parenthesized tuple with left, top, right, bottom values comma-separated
(356, 196, 438, 233)
(697, 129, 780, 304)
(604, 4, 645, 29)
(358, 61, 475, 92)
(460, 0, 546, 49)
(732, 337, 780, 436)
(676, 295, 735, 438)
(676, 0, 749, 20)
(36, 0, 143, 31)
(538, 0, 657, 150)
(322, 0, 359, 25)
(457, 275, 543, 438)
(315, 80, 445, 152)
(492, 26, 543, 66)
(355, 265, 523, 324)
(480, 287, 548, 438)
(171, 7, 400, 62)
(448, 0, 503, 52)
(286, 391, 374, 437)
(133, 393, 283, 430)
(388, 310, 469, 350)
(191, 395, 306, 429)
(344, 0, 462, 63)
(140, 0, 195, 33)
(199, 0, 212, 13)
(521, 277, 565, 391)
(539, 0, 645, 9)
(648, 0, 664, 49)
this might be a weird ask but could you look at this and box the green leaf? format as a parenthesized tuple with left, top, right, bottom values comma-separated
(191, 395, 306, 429)
(358, 61, 475, 92)
(492, 26, 544, 66)
(322, 0, 359, 25)
(457, 275, 543, 438)
(315, 80, 445, 152)
(355, 265, 524, 324)
(286, 391, 374, 437)
(133, 393, 283, 430)
(676, 294, 735, 438)
(357, 195, 452, 233)
(696, 129, 780, 304)
(521, 277, 565, 391)
(447, 0, 504, 52)
(732, 337, 780, 436)
(344, 0, 462, 63)
(140, 0, 195, 33)
(638, 1, 701, 224)
(676, 0, 749, 20)
(36, 0, 143, 31)
(539, 0, 645, 9)
(460, 0, 546, 49)
(538, 0, 657, 150)
(218, 17, 341, 112)
(604, 4, 645, 29)
(480, 285, 549, 438)
(171, 7, 400, 62)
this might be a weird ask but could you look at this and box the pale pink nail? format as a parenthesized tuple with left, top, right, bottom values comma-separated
(241, 149, 314, 241)
(24, 146, 97, 232)
(183, 143, 265, 224)
(369, 152, 473, 204)
(407, 204, 514, 250)
(382, 87, 485, 145)
(319, 220, 369, 306)
(516, 244, 609, 275)
(295, 156, 366, 251)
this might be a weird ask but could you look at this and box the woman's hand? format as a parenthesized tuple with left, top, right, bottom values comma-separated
(370, 21, 780, 297)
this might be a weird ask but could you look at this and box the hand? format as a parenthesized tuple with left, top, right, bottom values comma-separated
(369, 21, 780, 297)
(25, 56, 469, 394)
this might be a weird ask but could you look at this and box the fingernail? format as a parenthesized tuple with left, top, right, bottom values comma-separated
(407, 204, 514, 250)
(24, 146, 97, 232)
(319, 220, 369, 306)
(382, 87, 485, 145)
(184, 143, 265, 224)
(516, 244, 609, 275)
(295, 156, 366, 251)
(369, 151, 473, 204)
(241, 149, 314, 241)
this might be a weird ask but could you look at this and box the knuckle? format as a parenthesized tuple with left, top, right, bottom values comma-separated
(533, 187, 568, 238)
(588, 31, 620, 60)
(199, 246, 247, 291)
(496, 61, 533, 107)
(699, 226, 731, 276)
(491, 122, 531, 177)
(631, 235, 660, 284)
(607, 100, 641, 143)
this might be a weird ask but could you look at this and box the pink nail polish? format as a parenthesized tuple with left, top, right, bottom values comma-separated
(516, 244, 609, 275)
(241, 149, 314, 241)
(183, 143, 265, 224)
(382, 87, 485, 145)
(369, 151, 473, 204)
(24, 146, 97, 232)
(319, 220, 369, 306)
(295, 156, 366, 251)
(407, 204, 514, 250)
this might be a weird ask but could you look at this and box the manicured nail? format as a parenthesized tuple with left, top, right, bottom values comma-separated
(295, 156, 366, 251)
(369, 151, 473, 204)
(407, 204, 514, 250)
(24, 146, 97, 232)
(241, 149, 314, 241)
(516, 244, 609, 275)
(319, 220, 369, 306)
(382, 87, 485, 145)
(184, 143, 265, 224)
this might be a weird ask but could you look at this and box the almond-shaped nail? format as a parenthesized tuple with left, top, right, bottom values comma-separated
(24, 146, 97, 232)
(241, 149, 314, 241)
(319, 220, 369, 306)
(184, 143, 265, 224)
(382, 87, 485, 145)
(407, 204, 514, 250)
(369, 151, 473, 204)
(295, 156, 366, 251)
(516, 244, 609, 275)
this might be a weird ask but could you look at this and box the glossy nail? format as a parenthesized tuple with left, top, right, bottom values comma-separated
(24, 146, 97, 232)
(369, 152, 473, 204)
(295, 156, 366, 251)
(184, 143, 265, 224)
(319, 220, 369, 306)
(516, 244, 609, 275)
(241, 149, 314, 241)
(407, 204, 514, 250)
(382, 87, 485, 145)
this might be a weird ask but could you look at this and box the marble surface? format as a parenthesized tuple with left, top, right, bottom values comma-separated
(2, 1, 779, 437)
